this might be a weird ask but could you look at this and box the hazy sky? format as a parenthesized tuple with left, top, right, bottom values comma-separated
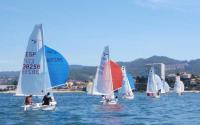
(0, 0, 200, 71)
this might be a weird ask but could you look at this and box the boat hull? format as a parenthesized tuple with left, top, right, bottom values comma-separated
(101, 99, 118, 105)
(177, 92, 183, 96)
(122, 95, 134, 100)
(23, 101, 57, 111)
(147, 93, 160, 98)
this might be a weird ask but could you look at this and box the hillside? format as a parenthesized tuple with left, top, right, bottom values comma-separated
(1, 56, 200, 81)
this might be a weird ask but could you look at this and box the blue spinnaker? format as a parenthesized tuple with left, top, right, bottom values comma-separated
(45, 46, 69, 87)
(127, 74, 135, 90)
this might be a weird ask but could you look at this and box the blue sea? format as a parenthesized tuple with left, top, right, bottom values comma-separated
(0, 92, 200, 125)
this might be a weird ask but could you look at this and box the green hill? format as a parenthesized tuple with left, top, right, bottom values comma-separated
(1, 56, 200, 81)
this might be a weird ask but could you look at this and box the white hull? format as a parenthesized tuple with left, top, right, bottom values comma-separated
(177, 92, 183, 96)
(122, 95, 134, 100)
(23, 101, 57, 111)
(101, 99, 118, 105)
(153, 95, 160, 98)
(147, 93, 160, 98)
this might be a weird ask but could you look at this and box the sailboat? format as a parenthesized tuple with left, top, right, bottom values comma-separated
(91, 46, 123, 104)
(154, 74, 165, 94)
(162, 80, 170, 93)
(16, 24, 69, 111)
(120, 66, 134, 100)
(86, 81, 93, 94)
(127, 74, 136, 91)
(155, 74, 170, 94)
(174, 75, 184, 95)
(146, 66, 160, 98)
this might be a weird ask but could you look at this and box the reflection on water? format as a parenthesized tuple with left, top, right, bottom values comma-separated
(99, 103, 123, 112)
(101, 113, 122, 125)
(0, 93, 200, 125)
(97, 104, 123, 125)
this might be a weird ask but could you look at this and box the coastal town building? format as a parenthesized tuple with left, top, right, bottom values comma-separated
(0, 85, 16, 91)
(180, 72, 191, 79)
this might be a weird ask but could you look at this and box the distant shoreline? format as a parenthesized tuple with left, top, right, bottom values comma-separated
(0, 90, 86, 94)
(184, 90, 200, 93)
(52, 90, 86, 93)
(0, 90, 200, 94)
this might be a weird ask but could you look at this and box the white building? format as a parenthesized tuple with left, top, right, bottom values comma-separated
(180, 72, 191, 79)
(0, 85, 16, 90)
(146, 63, 166, 80)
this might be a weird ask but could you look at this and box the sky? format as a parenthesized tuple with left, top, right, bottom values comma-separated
(0, 0, 200, 71)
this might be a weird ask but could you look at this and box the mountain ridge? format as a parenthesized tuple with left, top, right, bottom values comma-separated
(1, 56, 200, 81)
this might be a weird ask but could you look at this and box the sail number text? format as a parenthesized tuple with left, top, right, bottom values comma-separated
(23, 64, 40, 69)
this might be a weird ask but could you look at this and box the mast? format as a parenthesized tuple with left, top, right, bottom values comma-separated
(40, 24, 46, 95)
(107, 46, 113, 94)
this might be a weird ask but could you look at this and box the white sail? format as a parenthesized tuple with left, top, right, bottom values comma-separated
(163, 81, 170, 93)
(92, 46, 113, 95)
(120, 66, 134, 97)
(86, 82, 93, 94)
(180, 81, 184, 93)
(155, 74, 165, 93)
(146, 67, 158, 94)
(16, 24, 51, 96)
(91, 67, 101, 95)
(174, 76, 184, 94)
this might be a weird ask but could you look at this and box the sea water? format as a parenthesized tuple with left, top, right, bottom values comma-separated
(0, 92, 200, 125)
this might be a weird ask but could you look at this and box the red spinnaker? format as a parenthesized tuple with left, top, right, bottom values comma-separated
(109, 60, 123, 91)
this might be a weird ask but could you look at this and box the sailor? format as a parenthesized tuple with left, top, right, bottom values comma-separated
(157, 89, 161, 96)
(25, 95, 32, 105)
(101, 95, 106, 101)
(105, 95, 111, 102)
(42, 92, 52, 105)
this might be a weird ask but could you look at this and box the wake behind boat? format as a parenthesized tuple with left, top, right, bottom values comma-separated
(16, 24, 69, 111)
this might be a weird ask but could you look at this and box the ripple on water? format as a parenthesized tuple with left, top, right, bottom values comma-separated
(0, 92, 200, 125)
